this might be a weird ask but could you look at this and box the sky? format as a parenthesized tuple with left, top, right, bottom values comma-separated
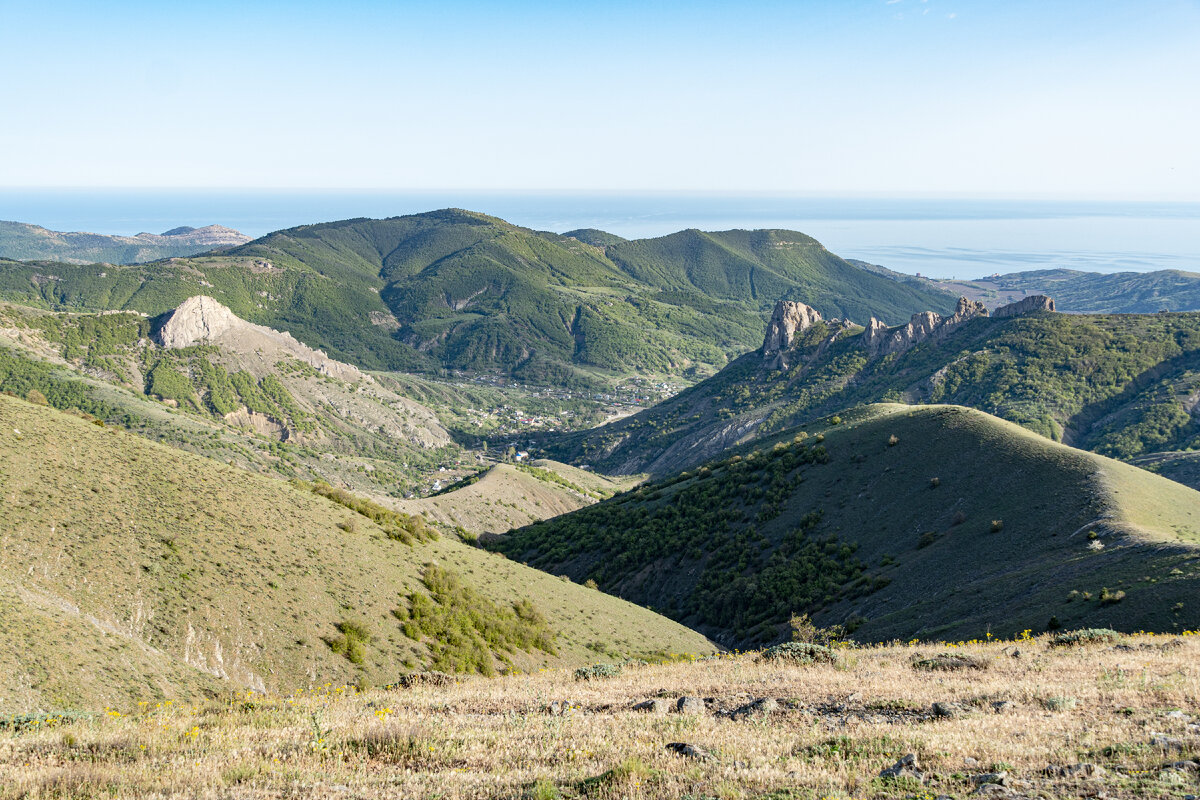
(2, 0, 1199, 198)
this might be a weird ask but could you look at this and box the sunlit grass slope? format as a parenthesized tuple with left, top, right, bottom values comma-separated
(500, 404, 1200, 646)
(392, 460, 639, 534)
(3, 632, 1198, 799)
(0, 395, 713, 712)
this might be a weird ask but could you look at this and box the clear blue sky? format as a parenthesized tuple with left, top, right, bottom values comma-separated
(2, 0, 1198, 197)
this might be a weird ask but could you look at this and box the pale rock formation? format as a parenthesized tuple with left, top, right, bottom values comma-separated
(762, 300, 823, 353)
(863, 297, 988, 356)
(154, 295, 364, 382)
(155, 296, 240, 348)
(993, 295, 1056, 318)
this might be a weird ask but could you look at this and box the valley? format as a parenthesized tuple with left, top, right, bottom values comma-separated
(1, 210, 1198, 800)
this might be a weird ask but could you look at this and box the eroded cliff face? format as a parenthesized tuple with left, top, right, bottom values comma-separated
(154, 295, 363, 382)
(761, 293, 1058, 364)
(862, 297, 988, 356)
(762, 300, 824, 353)
(993, 295, 1056, 318)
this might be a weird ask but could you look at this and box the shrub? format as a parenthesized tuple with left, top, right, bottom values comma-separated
(25, 388, 47, 405)
(1049, 628, 1121, 647)
(1047, 616, 1062, 630)
(398, 564, 556, 676)
(887, 434, 899, 446)
(761, 641, 837, 665)
(574, 663, 622, 681)
(911, 653, 988, 671)
(1040, 696, 1078, 712)
(1099, 587, 1126, 605)
(929, 477, 940, 488)
(788, 612, 848, 647)
(917, 531, 939, 548)
(327, 620, 373, 665)
(990, 519, 1004, 533)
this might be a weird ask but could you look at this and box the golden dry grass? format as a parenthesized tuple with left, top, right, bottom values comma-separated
(2, 633, 1198, 799)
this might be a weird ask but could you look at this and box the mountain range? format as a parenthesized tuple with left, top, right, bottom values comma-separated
(0, 210, 959, 383)
(543, 297, 1200, 484)
(5, 208, 1200, 707)
(0, 220, 249, 264)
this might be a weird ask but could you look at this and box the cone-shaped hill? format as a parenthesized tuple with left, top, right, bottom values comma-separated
(496, 404, 1200, 647)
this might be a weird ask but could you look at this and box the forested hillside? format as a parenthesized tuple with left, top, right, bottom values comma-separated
(545, 308, 1200, 478)
(0, 210, 957, 385)
(499, 404, 1200, 646)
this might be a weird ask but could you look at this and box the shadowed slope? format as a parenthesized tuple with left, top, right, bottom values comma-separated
(498, 404, 1200, 646)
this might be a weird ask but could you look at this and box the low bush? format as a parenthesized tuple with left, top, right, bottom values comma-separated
(1050, 628, 1122, 647)
(574, 663, 622, 681)
(327, 620, 373, 665)
(397, 564, 555, 676)
(761, 641, 837, 665)
(911, 653, 988, 671)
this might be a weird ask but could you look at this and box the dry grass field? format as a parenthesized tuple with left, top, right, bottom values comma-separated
(3, 632, 1198, 800)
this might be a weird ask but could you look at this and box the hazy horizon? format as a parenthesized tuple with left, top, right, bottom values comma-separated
(3, 1, 1198, 198)
(3, 189, 1197, 280)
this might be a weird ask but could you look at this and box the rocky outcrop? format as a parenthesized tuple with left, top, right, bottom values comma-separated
(993, 295, 1056, 318)
(762, 300, 823, 353)
(154, 295, 364, 382)
(155, 296, 241, 348)
(863, 297, 988, 356)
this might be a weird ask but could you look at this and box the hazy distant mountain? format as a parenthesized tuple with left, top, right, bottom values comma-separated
(0, 220, 249, 264)
(852, 259, 1200, 314)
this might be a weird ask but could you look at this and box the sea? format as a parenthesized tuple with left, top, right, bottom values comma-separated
(1, 190, 1197, 281)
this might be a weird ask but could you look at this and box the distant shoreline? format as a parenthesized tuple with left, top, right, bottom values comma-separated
(0, 191, 1196, 280)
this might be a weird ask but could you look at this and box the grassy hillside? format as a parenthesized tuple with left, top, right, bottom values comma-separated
(499, 404, 1200, 647)
(393, 460, 639, 534)
(545, 310, 1200, 477)
(4, 632, 1197, 799)
(0, 210, 957, 385)
(0, 302, 465, 499)
(0, 221, 248, 265)
(0, 394, 714, 711)
(606, 228, 955, 324)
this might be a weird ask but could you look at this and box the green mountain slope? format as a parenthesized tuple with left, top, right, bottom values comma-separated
(0, 300, 644, 522)
(0, 221, 248, 264)
(605, 228, 954, 323)
(544, 308, 1200, 477)
(497, 404, 1200, 646)
(0, 210, 958, 385)
(0, 394, 714, 712)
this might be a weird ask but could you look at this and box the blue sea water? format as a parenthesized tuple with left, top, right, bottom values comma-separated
(0, 190, 1197, 280)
